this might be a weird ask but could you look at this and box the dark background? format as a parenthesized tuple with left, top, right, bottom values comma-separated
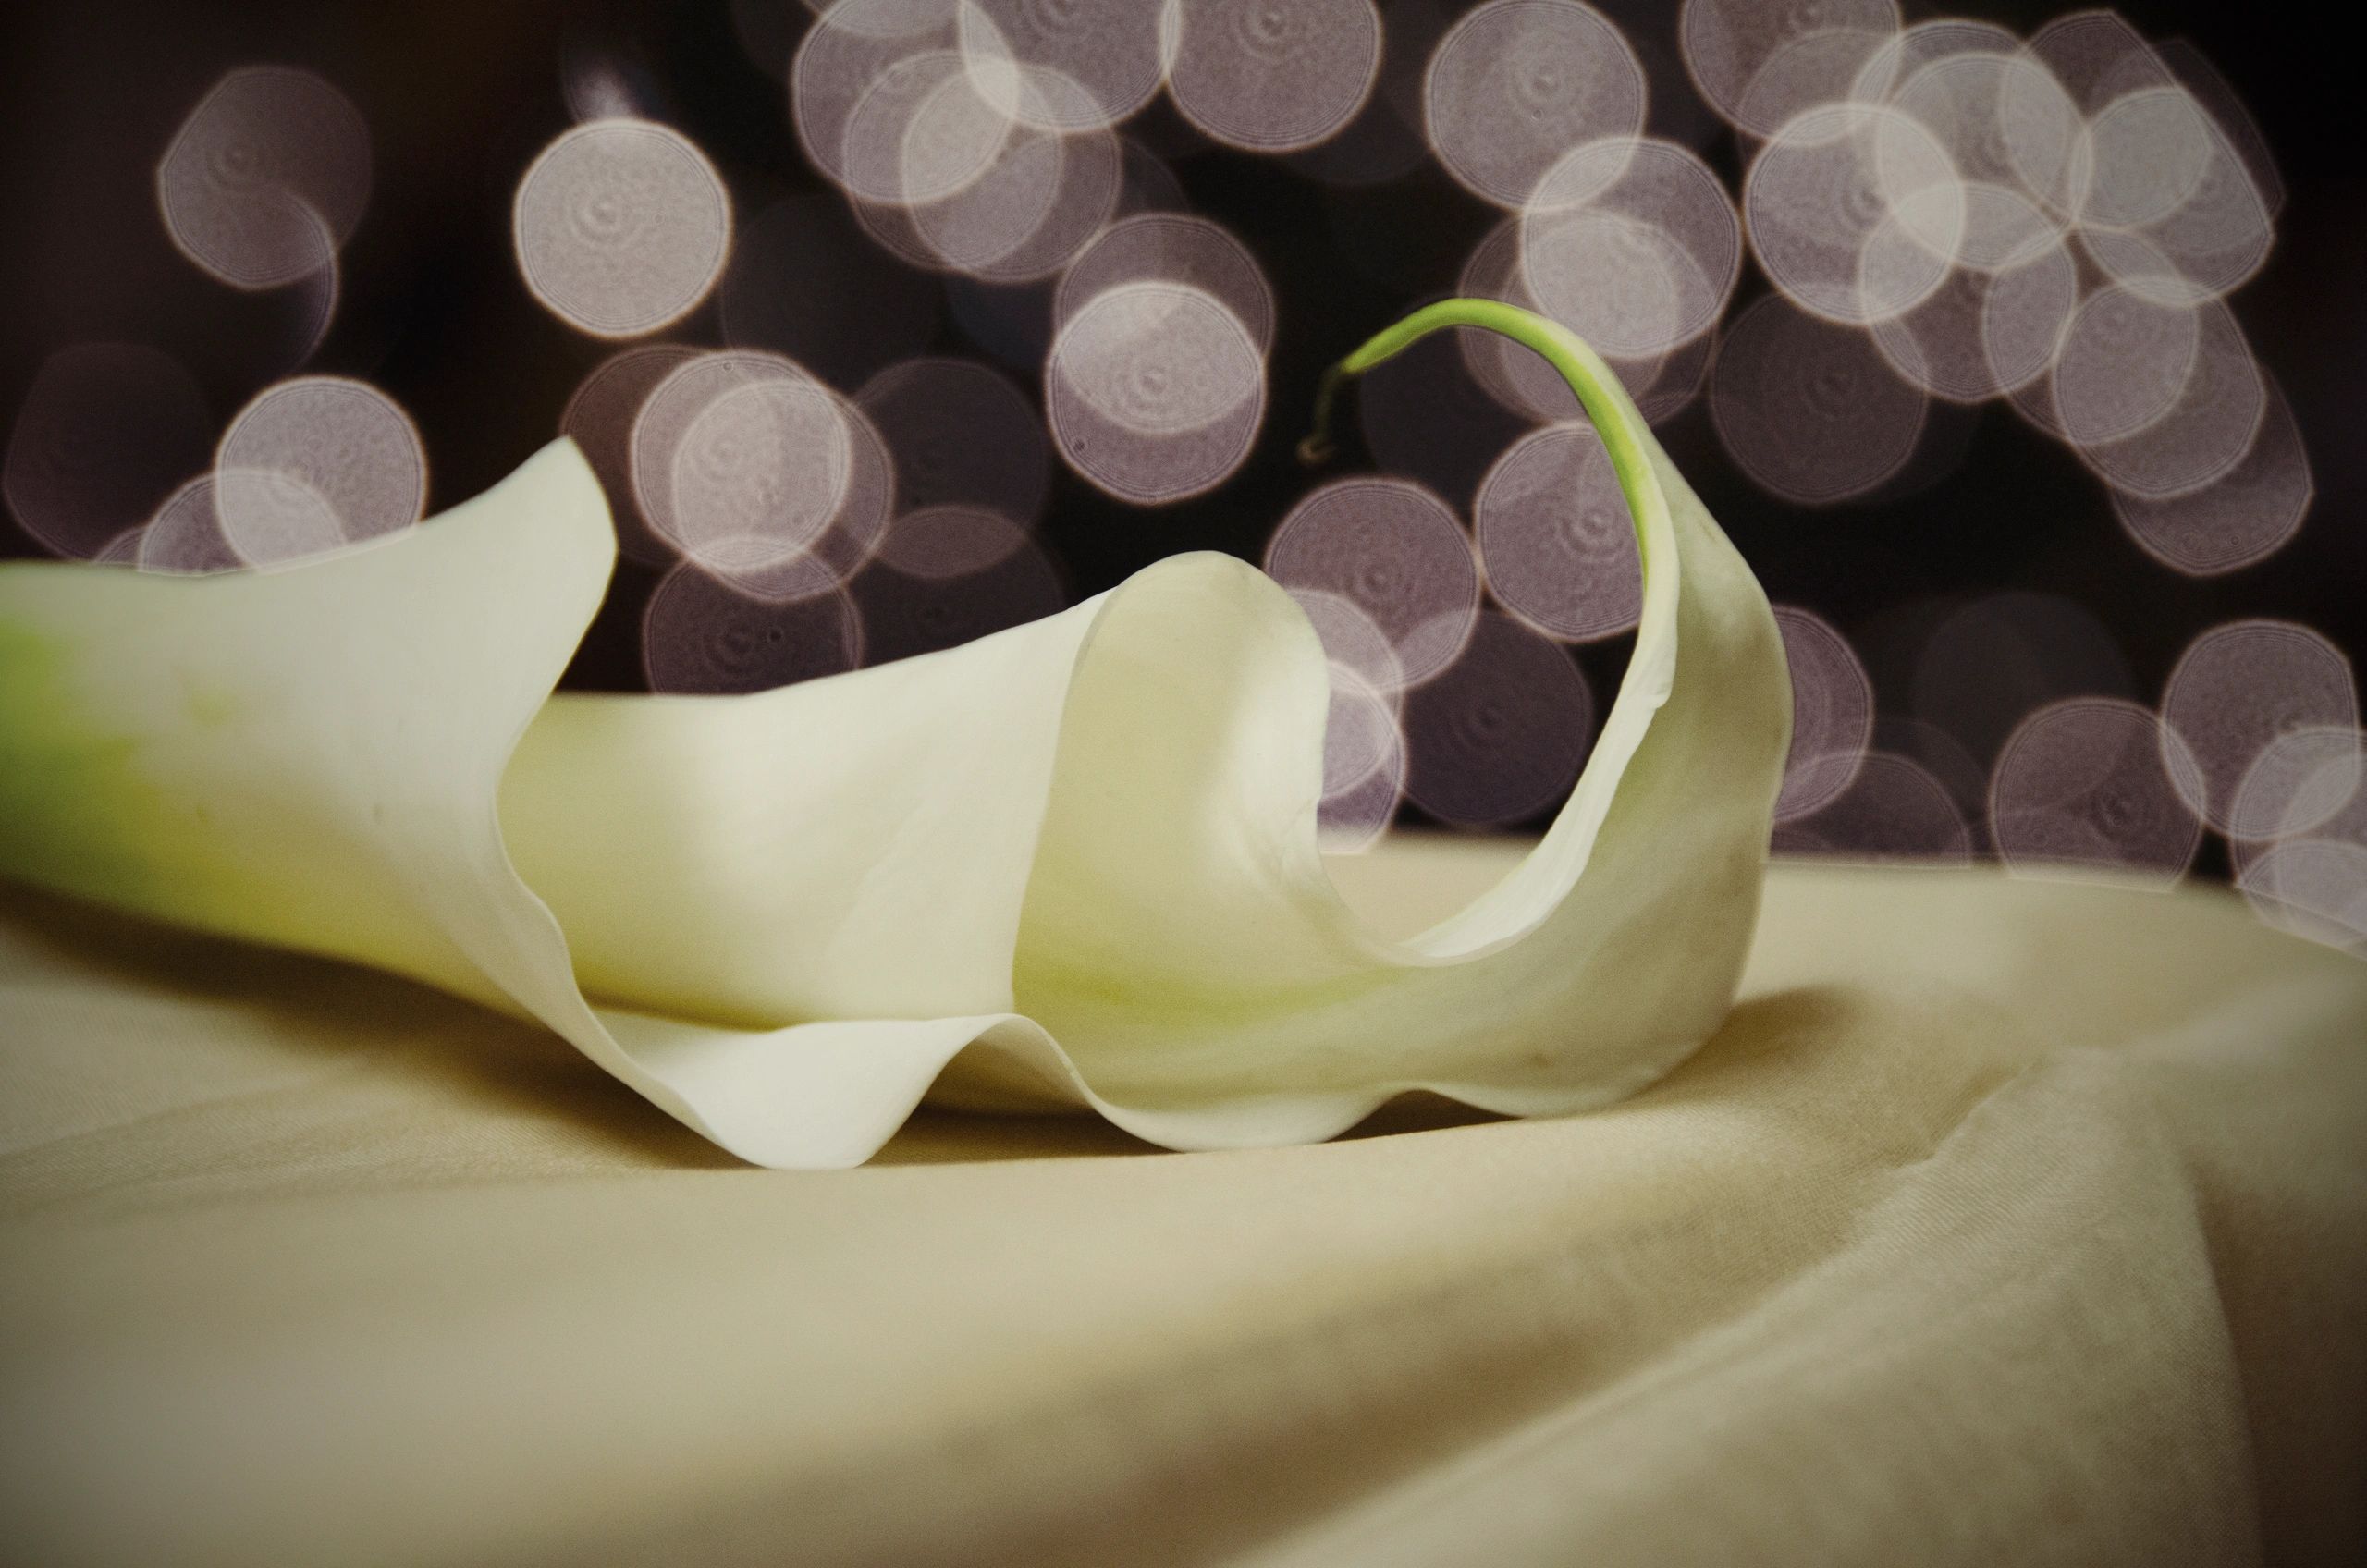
(3, 0, 2359, 863)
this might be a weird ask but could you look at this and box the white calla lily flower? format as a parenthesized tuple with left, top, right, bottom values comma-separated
(0, 301, 1789, 1167)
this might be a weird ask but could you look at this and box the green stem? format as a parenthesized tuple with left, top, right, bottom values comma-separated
(1300, 298, 1658, 556)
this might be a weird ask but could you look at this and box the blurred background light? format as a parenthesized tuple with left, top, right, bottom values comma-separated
(2162, 619, 2358, 832)
(157, 66, 370, 290)
(1167, 0, 1382, 153)
(1476, 423, 1642, 644)
(1047, 279, 1264, 502)
(215, 374, 425, 550)
(513, 118, 731, 337)
(1426, 0, 1645, 207)
(1989, 695, 2204, 884)
(1711, 294, 1928, 503)
(135, 475, 244, 575)
(1401, 609, 1593, 827)
(643, 561, 863, 692)
(4, 342, 211, 558)
(1267, 476, 1480, 686)
(1681, 0, 1903, 137)
(1771, 605, 1876, 824)
(2, 0, 2361, 953)
(1773, 749, 1975, 863)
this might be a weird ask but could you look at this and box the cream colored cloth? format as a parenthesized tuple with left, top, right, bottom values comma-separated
(2, 839, 2361, 1566)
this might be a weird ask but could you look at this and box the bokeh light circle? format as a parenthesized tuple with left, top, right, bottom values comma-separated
(1166, 0, 1382, 153)
(2079, 92, 2273, 307)
(1887, 53, 2077, 269)
(1322, 662, 1403, 799)
(2047, 283, 2200, 446)
(3, 343, 212, 559)
(210, 468, 348, 567)
(1772, 606, 1875, 823)
(1521, 137, 1738, 359)
(837, 49, 1012, 207)
(1680, 0, 1902, 135)
(561, 344, 703, 566)
(2082, 85, 2214, 230)
(1288, 587, 1406, 696)
(1457, 220, 1712, 426)
(631, 350, 894, 598)
(1055, 213, 1277, 352)
(1871, 238, 2078, 404)
(1745, 103, 1965, 326)
(215, 374, 426, 546)
(870, 501, 1035, 581)
(1266, 476, 1481, 687)
(1846, 18, 2019, 105)
(1772, 750, 1973, 863)
(1402, 611, 1592, 827)
(513, 119, 732, 337)
(1728, 28, 1897, 146)
(2067, 294, 2264, 500)
(959, 0, 1169, 130)
(2161, 619, 2360, 834)
(671, 377, 854, 573)
(136, 477, 244, 576)
(2227, 728, 2366, 845)
(1046, 281, 1264, 503)
(156, 66, 372, 290)
(1426, 0, 1647, 207)
(1990, 697, 2203, 885)
(1909, 591, 2134, 772)
(1319, 652, 1407, 852)
(1475, 423, 1640, 644)
(1711, 295, 1926, 505)
(1319, 728, 1407, 852)
(1973, 231, 2082, 396)
(852, 80, 1123, 284)
(643, 563, 863, 693)
(2238, 839, 2367, 955)
(792, 0, 965, 193)
(2109, 377, 2309, 573)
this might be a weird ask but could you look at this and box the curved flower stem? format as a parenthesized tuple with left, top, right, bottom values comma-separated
(1299, 297, 1657, 556)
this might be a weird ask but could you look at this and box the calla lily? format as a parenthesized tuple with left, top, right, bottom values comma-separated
(0, 301, 1789, 1168)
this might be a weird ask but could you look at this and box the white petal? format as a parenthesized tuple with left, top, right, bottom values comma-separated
(0, 302, 1790, 1166)
(1003, 303, 1794, 1142)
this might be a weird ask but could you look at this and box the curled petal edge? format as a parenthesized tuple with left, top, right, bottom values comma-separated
(0, 301, 1789, 1167)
